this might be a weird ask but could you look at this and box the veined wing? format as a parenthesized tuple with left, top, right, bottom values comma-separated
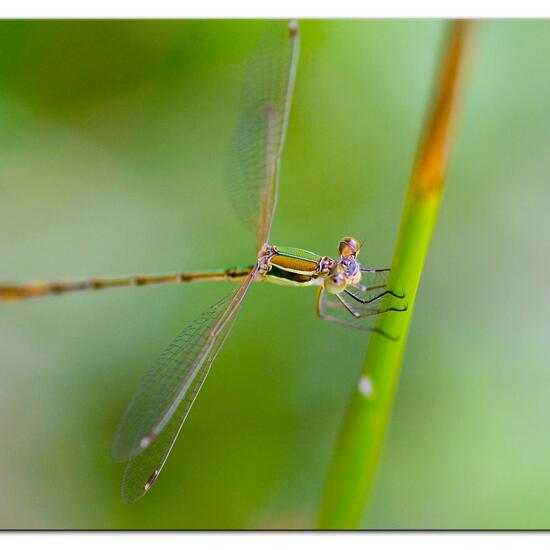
(112, 268, 257, 503)
(357, 269, 392, 299)
(227, 20, 300, 252)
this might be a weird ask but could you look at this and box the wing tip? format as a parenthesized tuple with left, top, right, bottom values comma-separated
(121, 469, 160, 504)
(289, 20, 299, 39)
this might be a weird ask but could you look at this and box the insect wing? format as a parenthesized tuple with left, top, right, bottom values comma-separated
(357, 269, 391, 298)
(113, 269, 256, 503)
(227, 20, 300, 250)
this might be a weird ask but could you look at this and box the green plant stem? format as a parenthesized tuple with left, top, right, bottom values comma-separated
(317, 21, 475, 529)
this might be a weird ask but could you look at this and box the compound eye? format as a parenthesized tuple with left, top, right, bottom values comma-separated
(338, 236, 360, 258)
(324, 266, 347, 294)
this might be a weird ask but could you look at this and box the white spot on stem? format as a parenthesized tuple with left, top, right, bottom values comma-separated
(358, 375, 373, 398)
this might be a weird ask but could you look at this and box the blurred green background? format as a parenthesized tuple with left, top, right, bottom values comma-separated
(0, 19, 549, 529)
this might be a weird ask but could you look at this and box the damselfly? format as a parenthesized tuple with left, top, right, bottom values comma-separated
(0, 21, 406, 503)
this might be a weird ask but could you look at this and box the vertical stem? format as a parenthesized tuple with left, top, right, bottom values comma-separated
(317, 21, 476, 529)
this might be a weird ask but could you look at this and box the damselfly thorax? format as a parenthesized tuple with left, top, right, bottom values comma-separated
(260, 237, 361, 289)
(255, 236, 403, 323)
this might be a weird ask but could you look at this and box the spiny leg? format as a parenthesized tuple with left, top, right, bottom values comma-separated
(353, 283, 368, 292)
(318, 288, 408, 320)
(345, 288, 405, 304)
(356, 268, 398, 293)
(336, 292, 361, 318)
(316, 289, 399, 339)
(316, 287, 403, 340)
(360, 267, 390, 273)
(316, 288, 361, 326)
(357, 304, 408, 318)
(339, 291, 408, 318)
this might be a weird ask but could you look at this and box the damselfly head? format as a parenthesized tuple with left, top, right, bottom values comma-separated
(338, 236, 360, 258)
(324, 265, 347, 294)
(336, 237, 362, 285)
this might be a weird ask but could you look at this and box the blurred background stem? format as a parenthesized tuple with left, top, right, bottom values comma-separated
(317, 20, 476, 529)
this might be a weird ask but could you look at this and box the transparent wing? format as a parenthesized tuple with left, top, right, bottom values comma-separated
(227, 20, 300, 251)
(356, 269, 392, 300)
(318, 269, 404, 331)
(112, 268, 256, 503)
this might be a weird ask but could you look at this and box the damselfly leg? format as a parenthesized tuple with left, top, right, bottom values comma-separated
(316, 268, 407, 334)
(345, 288, 405, 305)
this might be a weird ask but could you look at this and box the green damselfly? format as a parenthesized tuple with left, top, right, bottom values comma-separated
(0, 21, 406, 503)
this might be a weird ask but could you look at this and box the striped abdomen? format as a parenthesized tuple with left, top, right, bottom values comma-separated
(265, 246, 322, 287)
